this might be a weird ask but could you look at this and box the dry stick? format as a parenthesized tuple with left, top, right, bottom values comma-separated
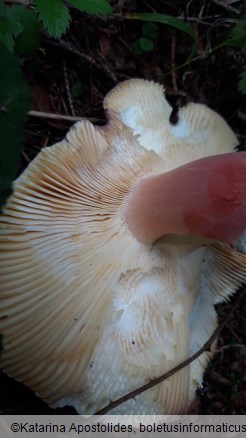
(95, 285, 245, 415)
(215, 343, 244, 353)
(28, 110, 103, 124)
(211, 0, 240, 14)
(96, 50, 119, 85)
(63, 60, 76, 117)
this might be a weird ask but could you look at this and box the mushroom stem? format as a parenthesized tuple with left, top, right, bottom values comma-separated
(125, 152, 246, 245)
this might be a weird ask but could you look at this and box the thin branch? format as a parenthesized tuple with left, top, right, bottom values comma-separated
(63, 60, 76, 117)
(215, 343, 245, 353)
(95, 286, 245, 415)
(27, 110, 103, 124)
(96, 50, 119, 85)
(211, 0, 240, 14)
(179, 16, 221, 25)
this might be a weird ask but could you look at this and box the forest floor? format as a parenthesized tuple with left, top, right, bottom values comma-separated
(0, 0, 245, 415)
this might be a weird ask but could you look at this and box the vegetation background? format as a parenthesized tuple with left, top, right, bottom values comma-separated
(0, 0, 245, 414)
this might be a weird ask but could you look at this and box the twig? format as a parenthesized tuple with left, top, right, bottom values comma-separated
(180, 16, 220, 25)
(198, 3, 205, 19)
(96, 50, 119, 84)
(226, 325, 242, 343)
(21, 150, 31, 163)
(211, 0, 240, 14)
(28, 110, 103, 124)
(95, 286, 245, 415)
(185, 0, 193, 14)
(215, 343, 245, 353)
(63, 60, 76, 117)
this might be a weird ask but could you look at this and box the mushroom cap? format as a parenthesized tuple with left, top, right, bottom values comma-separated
(104, 78, 238, 168)
(0, 79, 246, 415)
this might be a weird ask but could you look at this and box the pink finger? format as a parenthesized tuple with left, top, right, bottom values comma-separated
(126, 152, 246, 245)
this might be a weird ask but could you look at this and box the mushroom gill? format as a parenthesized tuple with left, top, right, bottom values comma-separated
(0, 78, 246, 415)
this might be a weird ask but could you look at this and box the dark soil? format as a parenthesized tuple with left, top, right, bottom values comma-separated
(0, 0, 245, 415)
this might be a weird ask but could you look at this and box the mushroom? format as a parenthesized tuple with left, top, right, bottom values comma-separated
(0, 78, 246, 415)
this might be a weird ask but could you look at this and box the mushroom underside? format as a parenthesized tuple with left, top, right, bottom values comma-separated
(0, 78, 246, 415)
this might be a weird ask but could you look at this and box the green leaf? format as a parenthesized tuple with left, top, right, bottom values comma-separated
(0, 44, 31, 209)
(33, 0, 71, 38)
(0, 14, 22, 52)
(6, 5, 40, 55)
(227, 22, 246, 47)
(0, 4, 39, 54)
(0, 0, 5, 14)
(66, 0, 112, 15)
(142, 22, 159, 40)
(0, 27, 14, 52)
(2, 7, 24, 36)
(238, 67, 246, 94)
(126, 12, 195, 40)
(0, 47, 31, 120)
(139, 36, 154, 51)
